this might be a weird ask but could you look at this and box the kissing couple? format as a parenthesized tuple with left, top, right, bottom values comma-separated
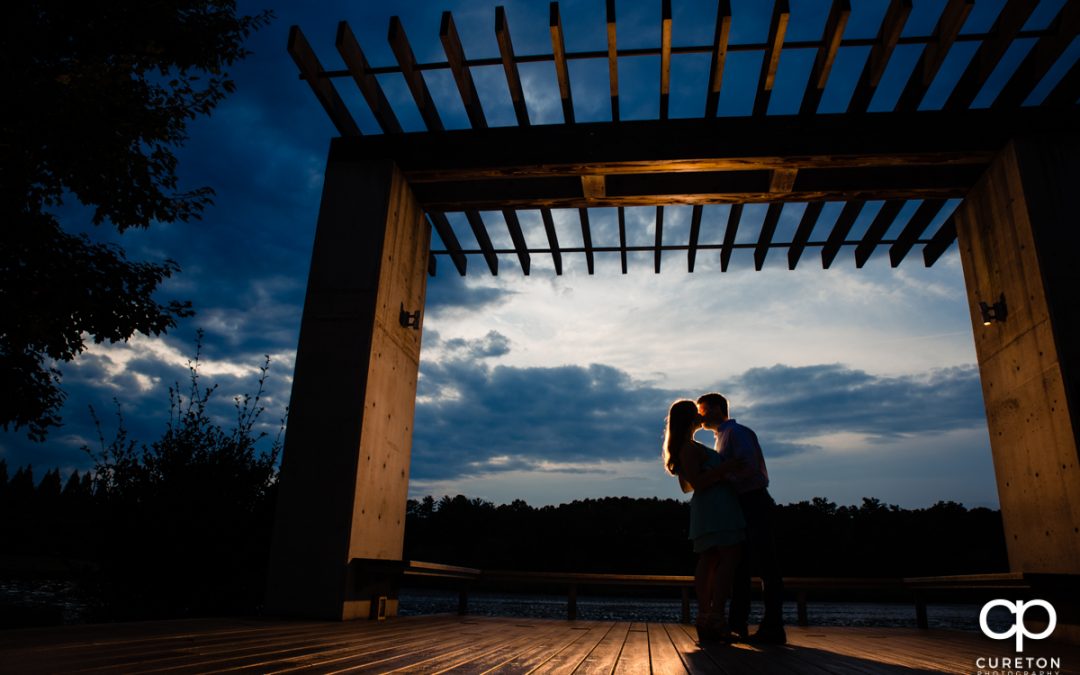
(663, 393, 786, 645)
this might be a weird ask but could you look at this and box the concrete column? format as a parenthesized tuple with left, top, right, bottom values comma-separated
(266, 156, 429, 620)
(955, 136, 1080, 640)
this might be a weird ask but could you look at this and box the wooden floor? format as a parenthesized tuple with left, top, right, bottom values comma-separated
(1, 614, 1077, 674)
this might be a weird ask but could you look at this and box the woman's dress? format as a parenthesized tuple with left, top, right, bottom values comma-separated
(688, 442, 746, 552)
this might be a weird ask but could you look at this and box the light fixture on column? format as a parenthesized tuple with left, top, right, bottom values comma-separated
(399, 303, 422, 330)
(979, 293, 1007, 326)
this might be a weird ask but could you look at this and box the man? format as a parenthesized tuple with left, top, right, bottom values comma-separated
(697, 392, 786, 645)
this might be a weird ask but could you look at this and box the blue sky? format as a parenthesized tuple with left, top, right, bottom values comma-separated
(6, 0, 1077, 508)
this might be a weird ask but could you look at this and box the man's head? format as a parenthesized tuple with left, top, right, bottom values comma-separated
(696, 392, 729, 430)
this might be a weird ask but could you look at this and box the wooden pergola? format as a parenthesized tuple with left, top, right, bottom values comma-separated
(266, 0, 1080, 634)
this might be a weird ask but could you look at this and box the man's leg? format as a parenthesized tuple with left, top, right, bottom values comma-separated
(742, 489, 786, 641)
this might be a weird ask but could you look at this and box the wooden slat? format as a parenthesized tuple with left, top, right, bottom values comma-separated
(754, 202, 784, 270)
(495, 6, 530, 127)
(922, 216, 957, 266)
(704, 0, 732, 118)
(540, 208, 563, 274)
(788, 201, 824, 270)
(944, 0, 1038, 110)
(687, 205, 703, 272)
(618, 207, 628, 274)
(660, 0, 673, 120)
(854, 199, 905, 268)
(720, 203, 743, 271)
(531, 623, 617, 675)
(579, 208, 595, 274)
(574, 622, 631, 675)
(288, 26, 361, 137)
(894, 0, 975, 112)
(753, 0, 790, 116)
(501, 209, 531, 275)
(993, 0, 1080, 108)
(1043, 55, 1080, 107)
(441, 11, 488, 129)
(888, 198, 946, 267)
(821, 199, 865, 268)
(646, 623, 687, 675)
(550, 2, 575, 124)
(801, 0, 851, 115)
(612, 625, 650, 675)
(388, 16, 444, 131)
(848, 0, 913, 112)
(428, 212, 468, 276)
(606, 0, 619, 121)
(336, 21, 402, 134)
(465, 210, 499, 275)
(653, 206, 664, 273)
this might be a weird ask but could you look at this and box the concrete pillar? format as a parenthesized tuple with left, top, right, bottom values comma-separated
(266, 156, 429, 620)
(956, 136, 1080, 639)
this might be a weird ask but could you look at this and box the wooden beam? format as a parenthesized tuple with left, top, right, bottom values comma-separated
(704, 0, 732, 118)
(427, 212, 468, 275)
(821, 199, 865, 268)
(660, 0, 673, 120)
(347, 110, 1054, 184)
(789, 201, 825, 270)
(550, 2, 575, 124)
(406, 164, 981, 211)
(501, 209, 531, 275)
(994, 0, 1080, 109)
(854, 199, 905, 268)
(540, 208, 563, 274)
(894, 0, 974, 111)
(801, 0, 850, 115)
(336, 22, 402, 134)
(288, 26, 361, 137)
(495, 6, 530, 126)
(754, 0, 790, 116)
(654, 206, 664, 273)
(441, 11, 487, 129)
(606, 0, 619, 121)
(721, 204, 743, 271)
(889, 198, 946, 267)
(465, 210, 498, 275)
(617, 207, 628, 274)
(688, 205, 703, 272)
(754, 203, 784, 270)
(944, 0, 1038, 110)
(388, 16, 443, 131)
(922, 216, 957, 266)
(579, 208, 595, 274)
(848, 0, 912, 112)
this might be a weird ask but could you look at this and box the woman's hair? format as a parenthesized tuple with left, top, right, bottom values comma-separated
(663, 399, 699, 476)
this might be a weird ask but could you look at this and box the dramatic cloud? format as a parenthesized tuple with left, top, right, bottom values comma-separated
(410, 337, 988, 485)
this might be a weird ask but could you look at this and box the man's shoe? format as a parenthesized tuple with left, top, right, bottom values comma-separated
(747, 625, 787, 645)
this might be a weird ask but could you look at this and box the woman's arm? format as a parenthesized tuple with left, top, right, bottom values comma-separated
(679, 442, 743, 491)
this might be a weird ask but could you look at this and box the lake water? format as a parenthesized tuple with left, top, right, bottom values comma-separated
(398, 589, 1011, 633)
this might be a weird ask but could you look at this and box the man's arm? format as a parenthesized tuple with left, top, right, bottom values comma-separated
(722, 426, 762, 484)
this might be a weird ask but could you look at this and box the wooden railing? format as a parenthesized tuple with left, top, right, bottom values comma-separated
(393, 560, 1036, 628)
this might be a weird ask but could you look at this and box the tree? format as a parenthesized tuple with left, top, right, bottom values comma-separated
(1, 1, 272, 441)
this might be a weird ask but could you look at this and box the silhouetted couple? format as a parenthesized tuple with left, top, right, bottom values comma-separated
(663, 393, 786, 645)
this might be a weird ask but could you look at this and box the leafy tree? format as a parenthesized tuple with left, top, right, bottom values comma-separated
(1, 1, 272, 441)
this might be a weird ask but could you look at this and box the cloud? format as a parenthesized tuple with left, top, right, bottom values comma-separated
(424, 272, 512, 315)
(410, 348, 987, 484)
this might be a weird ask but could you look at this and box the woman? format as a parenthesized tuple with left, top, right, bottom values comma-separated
(663, 399, 745, 642)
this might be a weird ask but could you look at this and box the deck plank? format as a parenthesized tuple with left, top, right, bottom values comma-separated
(4, 615, 1080, 674)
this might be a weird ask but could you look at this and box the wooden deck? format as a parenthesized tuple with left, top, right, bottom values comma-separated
(1, 614, 1077, 674)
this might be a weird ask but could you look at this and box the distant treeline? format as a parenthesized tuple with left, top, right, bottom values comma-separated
(404, 494, 1008, 578)
(1, 461, 1006, 623)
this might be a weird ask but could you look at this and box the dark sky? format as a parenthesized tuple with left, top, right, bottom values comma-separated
(5, 0, 1077, 507)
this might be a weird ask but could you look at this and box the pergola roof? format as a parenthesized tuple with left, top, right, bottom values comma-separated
(289, 0, 1080, 276)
